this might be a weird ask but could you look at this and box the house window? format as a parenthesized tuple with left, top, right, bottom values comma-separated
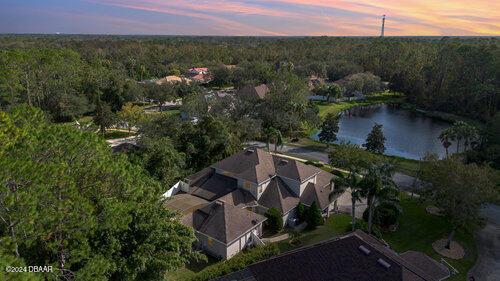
(244, 181, 251, 189)
(207, 237, 213, 246)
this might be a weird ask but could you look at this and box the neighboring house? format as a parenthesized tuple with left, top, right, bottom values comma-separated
(189, 67, 209, 75)
(215, 230, 451, 281)
(145, 75, 191, 85)
(165, 148, 339, 248)
(187, 67, 212, 84)
(237, 84, 269, 100)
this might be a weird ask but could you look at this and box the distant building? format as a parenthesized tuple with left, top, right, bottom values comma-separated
(187, 67, 211, 83)
(154, 75, 191, 85)
(188, 67, 209, 75)
(237, 84, 269, 100)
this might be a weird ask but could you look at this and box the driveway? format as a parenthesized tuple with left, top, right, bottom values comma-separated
(468, 204, 500, 281)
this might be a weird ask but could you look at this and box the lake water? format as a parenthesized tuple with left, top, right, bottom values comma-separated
(313, 104, 455, 160)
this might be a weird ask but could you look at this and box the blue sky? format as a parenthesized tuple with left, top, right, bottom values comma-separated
(1, 0, 499, 36)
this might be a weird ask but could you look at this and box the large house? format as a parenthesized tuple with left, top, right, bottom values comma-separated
(215, 230, 451, 281)
(164, 147, 338, 259)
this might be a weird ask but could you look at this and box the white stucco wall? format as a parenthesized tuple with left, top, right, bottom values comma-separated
(196, 224, 263, 260)
(195, 232, 228, 259)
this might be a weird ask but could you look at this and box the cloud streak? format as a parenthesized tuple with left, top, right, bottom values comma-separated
(2, 0, 499, 35)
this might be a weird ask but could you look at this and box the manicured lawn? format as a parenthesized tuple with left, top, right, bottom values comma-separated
(382, 196, 476, 281)
(316, 92, 404, 117)
(284, 138, 420, 177)
(276, 214, 353, 252)
(164, 109, 180, 117)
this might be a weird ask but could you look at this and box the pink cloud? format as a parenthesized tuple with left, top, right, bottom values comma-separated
(87, 0, 500, 35)
(90, 0, 289, 35)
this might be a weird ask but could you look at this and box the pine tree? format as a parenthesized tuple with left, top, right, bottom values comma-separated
(364, 123, 386, 153)
(318, 113, 340, 146)
(306, 201, 324, 229)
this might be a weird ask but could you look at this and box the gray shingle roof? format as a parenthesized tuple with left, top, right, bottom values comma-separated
(188, 170, 238, 201)
(273, 156, 319, 182)
(257, 177, 299, 214)
(211, 148, 276, 184)
(300, 171, 334, 210)
(192, 201, 266, 244)
(215, 230, 438, 281)
(218, 189, 257, 208)
(238, 84, 269, 100)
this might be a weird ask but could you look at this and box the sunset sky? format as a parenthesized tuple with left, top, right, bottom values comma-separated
(1, 0, 499, 36)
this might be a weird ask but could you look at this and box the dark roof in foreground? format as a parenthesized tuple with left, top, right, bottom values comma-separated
(214, 230, 446, 281)
(400, 251, 450, 281)
(190, 201, 266, 244)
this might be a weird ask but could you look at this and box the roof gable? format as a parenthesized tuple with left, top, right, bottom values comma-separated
(193, 201, 266, 244)
(258, 178, 299, 214)
(211, 148, 275, 184)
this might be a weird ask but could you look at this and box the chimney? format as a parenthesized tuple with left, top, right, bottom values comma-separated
(330, 180, 335, 192)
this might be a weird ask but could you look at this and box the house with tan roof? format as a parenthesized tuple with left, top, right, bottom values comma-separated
(164, 147, 340, 259)
(154, 75, 191, 85)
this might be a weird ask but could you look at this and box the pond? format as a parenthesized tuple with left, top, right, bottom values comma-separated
(312, 104, 455, 160)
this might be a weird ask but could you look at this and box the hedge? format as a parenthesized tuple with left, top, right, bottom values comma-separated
(191, 244, 280, 281)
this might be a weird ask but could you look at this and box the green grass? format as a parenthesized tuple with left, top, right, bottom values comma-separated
(316, 92, 404, 117)
(169, 198, 476, 281)
(382, 196, 477, 281)
(168, 256, 219, 281)
(276, 214, 352, 252)
(284, 138, 420, 176)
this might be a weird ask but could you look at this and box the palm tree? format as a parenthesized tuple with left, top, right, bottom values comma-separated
(332, 172, 365, 231)
(439, 128, 453, 157)
(272, 128, 284, 153)
(263, 127, 273, 152)
(360, 163, 399, 234)
(263, 127, 283, 153)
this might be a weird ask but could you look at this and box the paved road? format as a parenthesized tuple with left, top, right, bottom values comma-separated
(246, 141, 419, 191)
(106, 136, 138, 147)
(468, 204, 500, 281)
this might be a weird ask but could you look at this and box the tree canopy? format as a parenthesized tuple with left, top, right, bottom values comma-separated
(0, 107, 200, 280)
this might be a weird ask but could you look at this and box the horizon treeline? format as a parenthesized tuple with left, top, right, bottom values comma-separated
(0, 35, 498, 121)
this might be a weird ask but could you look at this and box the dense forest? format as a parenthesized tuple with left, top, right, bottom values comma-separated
(0, 35, 499, 121)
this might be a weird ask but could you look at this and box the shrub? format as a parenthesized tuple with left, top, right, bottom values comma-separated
(265, 208, 283, 233)
(296, 202, 307, 222)
(192, 244, 280, 281)
(348, 221, 382, 238)
(305, 201, 324, 229)
(362, 203, 401, 228)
